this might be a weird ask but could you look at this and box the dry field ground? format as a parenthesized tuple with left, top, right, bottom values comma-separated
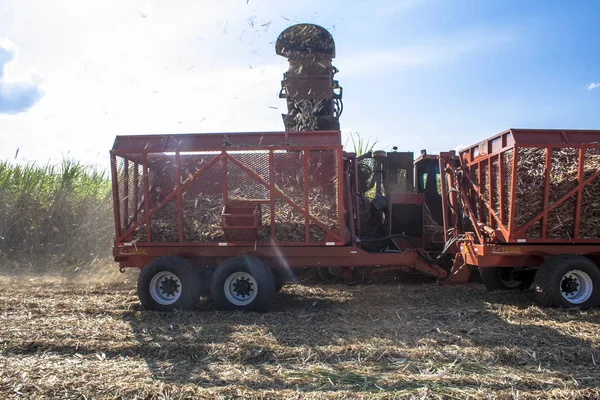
(0, 268, 599, 400)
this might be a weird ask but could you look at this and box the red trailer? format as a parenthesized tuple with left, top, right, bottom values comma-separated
(111, 130, 447, 311)
(441, 129, 600, 308)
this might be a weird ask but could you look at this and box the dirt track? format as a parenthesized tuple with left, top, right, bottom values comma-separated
(1, 271, 599, 399)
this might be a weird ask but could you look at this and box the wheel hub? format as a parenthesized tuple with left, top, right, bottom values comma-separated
(233, 277, 253, 297)
(160, 277, 180, 296)
(562, 277, 579, 293)
(560, 270, 593, 304)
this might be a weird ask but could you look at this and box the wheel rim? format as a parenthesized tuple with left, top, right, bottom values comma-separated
(150, 271, 182, 305)
(560, 270, 593, 304)
(224, 272, 258, 306)
(328, 266, 343, 277)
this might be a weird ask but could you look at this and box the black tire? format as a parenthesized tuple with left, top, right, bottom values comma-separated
(318, 266, 345, 282)
(210, 256, 275, 311)
(480, 267, 534, 291)
(137, 256, 202, 311)
(533, 254, 600, 309)
(272, 269, 285, 292)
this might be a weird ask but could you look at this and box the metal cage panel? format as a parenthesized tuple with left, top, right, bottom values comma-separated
(110, 131, 345, 246)
(457, 129, 600, 244)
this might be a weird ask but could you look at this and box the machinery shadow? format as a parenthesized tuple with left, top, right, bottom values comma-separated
(121, 282, 600, 392)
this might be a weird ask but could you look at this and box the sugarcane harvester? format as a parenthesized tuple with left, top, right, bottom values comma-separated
(110, 23, 600, 311)
(276, 24, 343, 132)
(274, 24, 448, 279)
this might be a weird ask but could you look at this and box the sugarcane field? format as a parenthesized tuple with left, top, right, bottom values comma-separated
(2, 1, 600, 399)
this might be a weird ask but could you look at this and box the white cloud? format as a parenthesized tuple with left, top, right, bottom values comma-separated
(0, 38, 43, 114)
(588, 82, 600, 91)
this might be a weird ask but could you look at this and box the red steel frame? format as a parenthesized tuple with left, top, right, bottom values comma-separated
(440, 129, 600, 282)
(457, 129, 600, 244)
(110, 130, 448, 279)
(112, 131, 345, 246)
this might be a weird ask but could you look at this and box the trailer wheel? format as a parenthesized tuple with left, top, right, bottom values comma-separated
(138, 256, 201, 311)
(534, 255, 600, 308)
(480, 267, 534, 291)
(318, 266, 344, 282)
(272, 270, 285, 292)
(211, 256, 275, 311)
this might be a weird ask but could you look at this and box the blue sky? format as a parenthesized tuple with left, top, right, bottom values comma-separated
(0, 0, 599, 167)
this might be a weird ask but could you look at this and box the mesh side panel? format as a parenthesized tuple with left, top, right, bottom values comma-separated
(547, 194, 576, 239)
(308, 149, 339, 237)
(544, 148, 579, 239)
(227, 155, 269, 201)
(502, 150, 513, 226)
(181, 162, 225, 242)
(526, 221, 542, 239)
(583, 148, 600, 180)
(549, 148, 579, 203)
(580, 177, 600, 239)
(133, 223, 148, 242)
(470, 164, 479, 220)
(491, 157, 500, 228)
(230, 152, 270, 184)
(125, 161, 145, 233)
(274, 151, 305, 208)
(116, 156, 127, 231)
(310, 225, 327, 242)
(580, 148, 600, 238)
(180, 152, 221, 183)
(258, 205, 272, 242)
(275, 197, 306, 242)
(147, 153, 178, 207)
(480, 160, 489, 224)
(515, 147, 546, 238)
(150, 198, 179, 242)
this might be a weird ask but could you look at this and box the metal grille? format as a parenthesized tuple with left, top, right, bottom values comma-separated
(308, 149, 338, 238)
(544, 148, 579, 239)
(181, 161, 224, 242)
(480, 160, 489, 225)
(546, 195, 576, 239)
(501, 150, 513, 226)
(549, 148, 579, 203)
(148, 153, 178, 207)
(228, 152, 270, 201)
(514, 147, 546, 238)
(491, 157, 499, 228)
(116, 155, 146, 238)
(274, 197, 306, 242)
(180, 152, 220, 183)
(274, 151, 305, 208)
(579, 148, 600, 238)
(150, 198, 179, 242)
(116, 156, 127, 231)
(113, 143, 342, 245)
(470, 164, 479, 220)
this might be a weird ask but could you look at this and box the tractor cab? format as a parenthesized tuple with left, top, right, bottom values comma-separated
(358, 148, 445, 252)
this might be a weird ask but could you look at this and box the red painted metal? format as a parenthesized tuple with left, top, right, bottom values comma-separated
(111, 131, 346, 248)
(109, 129, 452, 279)
(455, 129, 600, 244)
(441, 128, 600, 274)
(112, 244, 447, 278)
